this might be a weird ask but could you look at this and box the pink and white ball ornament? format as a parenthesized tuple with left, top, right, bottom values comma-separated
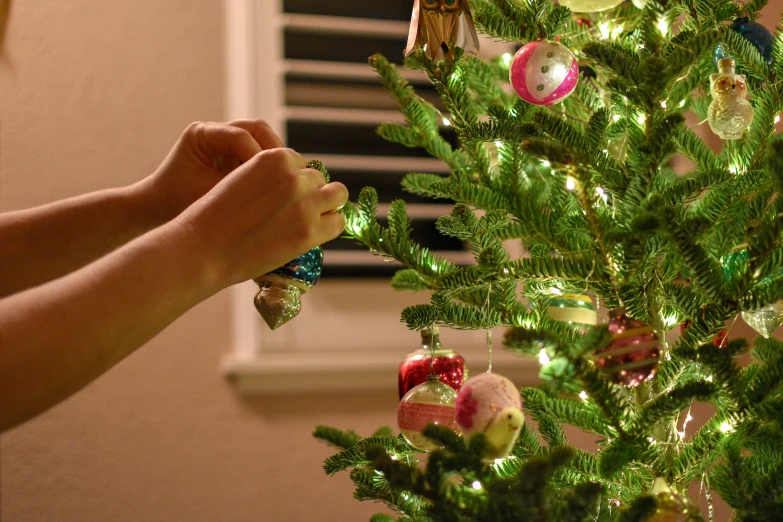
(454, 372, 524, 460)
(510, 40, 579, 106)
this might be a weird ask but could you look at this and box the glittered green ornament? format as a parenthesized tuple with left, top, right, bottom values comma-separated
(721, 243, 749, 282)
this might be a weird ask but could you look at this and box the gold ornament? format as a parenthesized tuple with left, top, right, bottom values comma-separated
(707, 59, 754, 140)
(648, 478, 705, 522)
(405, 0, 480, 62)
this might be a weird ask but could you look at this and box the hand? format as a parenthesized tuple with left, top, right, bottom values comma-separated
(174, 147, 349, 288)
(136, 119, 284, 223)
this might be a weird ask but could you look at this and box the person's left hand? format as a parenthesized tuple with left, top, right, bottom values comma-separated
(134, 119, 284, 224)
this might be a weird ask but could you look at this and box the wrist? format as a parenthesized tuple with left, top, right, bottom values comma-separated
(125, 176, 172, 230)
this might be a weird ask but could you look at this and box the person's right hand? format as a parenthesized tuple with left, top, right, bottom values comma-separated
(173, 147, 348, 289)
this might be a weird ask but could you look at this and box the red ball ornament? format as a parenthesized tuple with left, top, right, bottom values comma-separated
(509, 40, 579, 106)
(397, 375, 459, 453)
(594, 309, 660, 387)
(398, 328, 467, 400)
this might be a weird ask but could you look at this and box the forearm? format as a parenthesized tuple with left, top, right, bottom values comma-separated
(0, 180, 161, 297)
(0, 221, 221, 432)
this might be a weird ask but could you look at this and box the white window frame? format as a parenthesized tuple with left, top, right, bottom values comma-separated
(220, 0, 538, 394)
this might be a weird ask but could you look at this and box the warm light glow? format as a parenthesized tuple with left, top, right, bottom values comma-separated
(541, 159, 551, 167)
(679, 100, 686, 107)
(720, 421, 735, 433)
(472, 481, 483, 490)
(566, 177, 577, 191)
(677, 431, 685, 439)
(657, 17, 669, 35)
(390, 455, 398, 460)
(442, 118, 451, 126)
(612, 114, 621, 122)
(579, 391, 589, 400)
(501, 53, 513, 67)
(776, 114, 781, 124)
(648, 436, 656, 444)
(660, 100, 667, 108)
(637, 113, 646, 125)
(598, 22, 611, 40)
(539, 348, 551, 366)
(686, 414, 693, 422)
(550, 287, 563, 296)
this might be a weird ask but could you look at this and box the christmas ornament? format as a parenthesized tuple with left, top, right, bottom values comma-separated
(648, 477, 706, 522)
(742, 301, 783, 338)
(397, 375, 459, 452)
(455, 372, 524, 460)
(510, 40, 579, 106)
(559, 0, 623, 12)
(594, 309, 660, 387)
(631, 0, 649, 9)
(708, 59, 754, 140)
(713, 17, 774, 69)
(722, 243, 750, 282)
(405, 0, 480, 62)
(398, 327, 468, 400)
(547, 293, 598, 328)
(253, 247, 323, 330)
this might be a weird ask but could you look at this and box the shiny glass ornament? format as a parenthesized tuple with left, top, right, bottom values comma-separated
(559, 0, 623, 12)
(397, 375, 458, 452)
(594, 309, 660, 387)
(721, 243, 750, 282)
(405, 0, 479, 62)
(631, 0, 649, 8)
(510, 40, 578, 106)
(713, 17, 774, 70)
(253, 247, 323, 330)
(648, 478, 706, 522)
(547, 293, 598, 328)
(398, 327, 467, 400)
(742, 301, 783, 338)
(708, 59, 754, 140)
(455, 372, 524, 460)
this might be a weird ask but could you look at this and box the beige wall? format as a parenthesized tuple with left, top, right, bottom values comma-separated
(0, 1, 781, 521)
(0, 1, 391, 521)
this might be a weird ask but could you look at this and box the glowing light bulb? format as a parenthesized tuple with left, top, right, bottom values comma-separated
(566, 177, 577, 191)
(598, 22, 611, 40)
(657, 17, 669, 35)
(501, 53, 512, 67)
(541, 159, 551, 167)
(660, 100, 667, 108)
(637, 113, 646, 125)
(775, 114, 781, 124)
(720, 421, 735, 433)
(579, 391, 589, 400)
(442, 118, 451, 126)
(472, 481, 483, 490)
(679, 100, 686, 107)
(612, 114, 621, 122)
(539, 348, 551, 366)
(550, 287, 563, 295)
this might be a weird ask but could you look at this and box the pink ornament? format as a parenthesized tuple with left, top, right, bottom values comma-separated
(454, 372, 522, 436)
(398, 376, 459, 452)
(594, 309, 660, 387)
(509, 40, 579, 106)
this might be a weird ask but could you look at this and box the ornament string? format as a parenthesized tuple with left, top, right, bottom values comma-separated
(486, 282, 493, 372)
(428, 324, 436, 374)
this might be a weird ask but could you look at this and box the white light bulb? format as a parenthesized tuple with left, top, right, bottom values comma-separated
(442, 118, 451, 126)
(539, 348, 551, 366)
(657, 17, 669, 35)
(566, 177, 577, 191)
(720, 421, 735, 433)
(612, 114, 621, 122)
(637, 113, 646, 125)
(579, 391, 589, 400)
(501, 53, 512, 67)
(472, 481, 483, 490)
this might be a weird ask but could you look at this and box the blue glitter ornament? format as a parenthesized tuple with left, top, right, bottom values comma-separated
(253, 247, 323, 330)
(714, 17, 774, 70)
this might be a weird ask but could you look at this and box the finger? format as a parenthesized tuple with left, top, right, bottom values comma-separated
(317, 210, 347, 242)
(229, 119, 284, 150)
(301, 168, 327, 189)
(314, 182, 349, 214)
(200, 124, 263, 164)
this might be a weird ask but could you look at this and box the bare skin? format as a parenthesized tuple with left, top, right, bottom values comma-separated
(0, 119, 348, 432)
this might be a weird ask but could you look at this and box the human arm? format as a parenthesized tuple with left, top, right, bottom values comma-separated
(0, 148, 348, 432)
(0, 120, 282, 298)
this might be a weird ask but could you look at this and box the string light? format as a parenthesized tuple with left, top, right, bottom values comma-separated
(657, 17, 669, 35)
(501, 53, 513, 67)
(775, 114, 781, 124)
(442, 118, 451, 126)
(637, 113, 646, 125)
(719, 421, 735, 433)
(566, 176, 577, 191)
(472, 480, 483, 490)
(539, 348, 551, 365)
(579, 391, 589, 400)
(661, 101, 667, 108)
(612, 114, 621, 122)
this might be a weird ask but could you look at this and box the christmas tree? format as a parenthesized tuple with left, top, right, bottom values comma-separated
(313, 0, 783, 520)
